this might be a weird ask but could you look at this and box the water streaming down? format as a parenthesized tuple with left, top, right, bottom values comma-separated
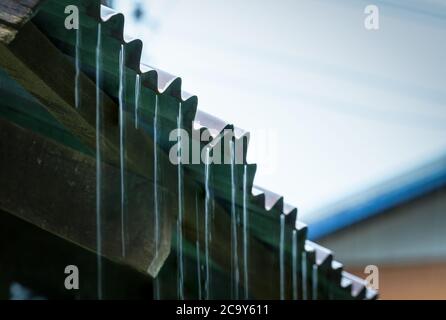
(134, 74, 141, 129)
(302, 251, 308, 300)
(292, 230, 298, 300)
(153, 94, 160, 299)
(95, 23, 103, 300)
(195, 192, 202, 299)
(118, 44, 126, 258)
(176, 102, 184, 299)
(89, 23, 316, 302)
(204, 147, 211, 300)
(279, 214, 285, 300)
(230, 140, 239, 299)
(74, 26, 81, 109)
(312, 264, 318, 300)
(196, 240, 202, 299)
(242, 164, 249, 299)
(72, 23, 355, 302)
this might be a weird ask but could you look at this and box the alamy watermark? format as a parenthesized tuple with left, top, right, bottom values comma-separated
(364, 5, 380, 30)
(64, 5, 79, 30)
(364, 264, 379, 290)
(168, 124, 279, 174)
(169, 128, 245, 165)
(64, 265, 80, 290)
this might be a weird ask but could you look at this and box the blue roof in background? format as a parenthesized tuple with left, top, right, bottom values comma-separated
(308, 153, 446, 240)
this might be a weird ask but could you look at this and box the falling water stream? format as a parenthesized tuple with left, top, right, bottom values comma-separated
(312, 264, 318, 300)
(195, 192, 202, 300)
(242, 164, 249, 299)
(279, 214, 285, 300)
(230, 140, 239, 299)
(177, 103, 184, 299)
(95, 23, 103, 300)
(153, 94, 160, 299)
(74, 26, 81, 109)
(292, 229, 298, 300)
(134, 74, 141, 129)
(204, 147, 211, 299)
(302, 251, 307, 300)
(119, 44, 127, 258)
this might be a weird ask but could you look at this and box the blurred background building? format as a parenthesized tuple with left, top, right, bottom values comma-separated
(317, 154, 446, 299)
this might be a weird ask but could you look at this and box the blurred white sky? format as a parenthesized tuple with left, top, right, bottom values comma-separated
(113, 0, 446, 223)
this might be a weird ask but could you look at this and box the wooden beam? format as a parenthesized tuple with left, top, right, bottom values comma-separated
(0, 22, 121, 166)
(0, 118, 171, 276)
(0, 19, 179, 277)
(0, 20, 167, 180)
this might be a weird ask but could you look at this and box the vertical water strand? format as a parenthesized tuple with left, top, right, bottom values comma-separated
(302, 251, 307, 300)
(230, 140, 239, 299)
(176, 102, 184, 299)
(119, 44, 126, 258)
(279, 214, 285, 300)
(195, 191, 201, 300)
(292, 230, 298, 300)
(195, 192, 202, 300)
(312, 264, 318, 300)
(204, 147, 211, 300)
(134, 74, 141, 129)
(95, 23, 103, 300)
(242, 164, 249, 299)
(196, 240, 202, 299)
(153, 94, 160, 299)
(74, 26, 81, 109)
